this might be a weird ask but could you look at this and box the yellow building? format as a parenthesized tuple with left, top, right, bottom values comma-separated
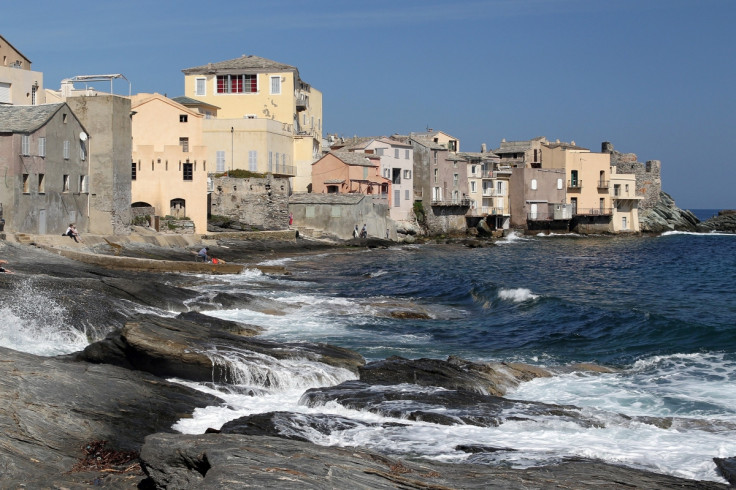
(130, 93, 208, 233)
(181, 55, 322, 191)
(540, 141, 612, 217)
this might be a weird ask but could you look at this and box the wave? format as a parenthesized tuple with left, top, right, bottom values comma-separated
(497, 231, 531, 244)
(497, 288, 539, 303)
(661, 230, 735, 237)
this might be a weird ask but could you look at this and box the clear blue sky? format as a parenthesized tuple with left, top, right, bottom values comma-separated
(5, 0, 735, 209)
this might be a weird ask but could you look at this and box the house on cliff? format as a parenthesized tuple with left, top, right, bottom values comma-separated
(0, 103, 89, 234)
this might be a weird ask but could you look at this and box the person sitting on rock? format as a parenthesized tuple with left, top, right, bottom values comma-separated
(194, 247, 210, 262)
(0, 259, 13, 274)
(65, 223, 80, 243)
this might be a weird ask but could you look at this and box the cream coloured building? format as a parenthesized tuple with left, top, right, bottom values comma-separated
(0, 34, 45, 106)
(610, 167, 641, 232)
(130, 93, 208, 233)
(181, 55, 322, 191)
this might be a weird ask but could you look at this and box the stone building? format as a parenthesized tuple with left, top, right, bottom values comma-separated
(0, 103, 89, 234)
(603, 141, 661, 211)
(509, 167, 569, 231)
(288, 193, 390, 240)
(209, 175, 290, 230)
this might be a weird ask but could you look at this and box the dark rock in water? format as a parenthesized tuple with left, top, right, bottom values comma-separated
(713, 457, 736, 485)
(456, 444, 517, 454)
(301, 380, 594, 428)
(139, 433, 726, 489)
(639, 191, 699, 233)
(79, 313, 365, 381)
(358, 355, 551, 396)
(698, 210, 736, 233)
(220, 411, 379, 442)
(0, 346, 221, 485)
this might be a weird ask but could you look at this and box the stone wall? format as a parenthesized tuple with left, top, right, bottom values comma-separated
(603, 142, 661, 210)
(209, 175, 290, 230)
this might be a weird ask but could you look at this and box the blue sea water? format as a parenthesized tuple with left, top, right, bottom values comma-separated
(191, 231, 736, 483)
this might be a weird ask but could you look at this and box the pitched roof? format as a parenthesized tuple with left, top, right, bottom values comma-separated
(0, 34, 32, 65)
(182, 55, 297, 75)
(289, 193, 366, 205)
(0, 103, 65, 133)
(327, 151, 380, 167)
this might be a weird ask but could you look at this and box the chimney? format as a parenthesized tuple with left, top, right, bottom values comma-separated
(481, 143, 487, 153)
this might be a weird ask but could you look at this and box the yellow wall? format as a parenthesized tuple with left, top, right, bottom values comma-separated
(541, 146, 611, 213)
(610, 168, 641, 232)
(130, 94, 208, 233)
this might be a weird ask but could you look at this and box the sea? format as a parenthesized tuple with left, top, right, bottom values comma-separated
(3, 209, 735, 484)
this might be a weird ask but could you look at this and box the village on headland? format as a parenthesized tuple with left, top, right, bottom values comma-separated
(1, 34, 734, 256)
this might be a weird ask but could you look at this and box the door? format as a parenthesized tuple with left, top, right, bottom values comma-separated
(39, 209, 47, 235)
(530, 203, 538, 219)
(622, 216, 628, 230)
(570, 198, 578, 215)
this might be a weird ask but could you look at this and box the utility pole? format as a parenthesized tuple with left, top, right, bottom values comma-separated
(230, 126, 234, 176)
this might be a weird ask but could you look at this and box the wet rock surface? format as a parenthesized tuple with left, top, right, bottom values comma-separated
(138, 433, 726, 489)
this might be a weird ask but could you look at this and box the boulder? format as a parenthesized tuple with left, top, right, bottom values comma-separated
(79, 312, 365, 381)
(713, 457, 736, 486)
(639, 191, 699, 233)
(698, 211, 736, 233)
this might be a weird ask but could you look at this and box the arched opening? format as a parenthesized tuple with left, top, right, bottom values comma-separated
(170, 198, 186, 218)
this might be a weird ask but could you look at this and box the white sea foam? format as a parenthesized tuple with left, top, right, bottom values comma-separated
(497, 288, 539, 302)
(0, 279, 88, 356)
(661, 230, 736, 237)
(496, 231, 531, 244)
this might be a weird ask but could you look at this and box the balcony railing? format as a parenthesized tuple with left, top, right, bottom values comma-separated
(597, 180, 609, 189)
(528, 212, 557, 221)
(568, 180, 582, 190)
(482, 189, 501, 197)
(575, 207, 612, 216)
(431, 198, 471, 207)
(267, 163, 297, 176)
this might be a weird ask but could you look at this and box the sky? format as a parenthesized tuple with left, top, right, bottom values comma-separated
(4, 0, 735, 209)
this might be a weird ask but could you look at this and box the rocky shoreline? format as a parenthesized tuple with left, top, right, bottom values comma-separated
(1, 237, 734, 488)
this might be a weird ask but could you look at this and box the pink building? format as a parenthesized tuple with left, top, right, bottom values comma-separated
(311, 151, 390, 202)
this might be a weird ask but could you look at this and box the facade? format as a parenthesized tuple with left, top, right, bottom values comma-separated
(64, 94, 132, 234)
(334, 137, 414, 222)
(406, 133, 470, 234)
(0, 34, 45, 106)
(311, 151, 389, 199)
(289, 193, 390, 240)
(609, 167, 641, 232)
(494, 136, 547, 168)
(209, 175, 290, 230)
(509, 167, 569, 230)
(604, 141, 661, 211)
(130, 93, 209, 233)
(181, 55, 323, 191)
(0, 103, 89, 234)
(411, 130, 460, 152)
(540, 141, 612, 232)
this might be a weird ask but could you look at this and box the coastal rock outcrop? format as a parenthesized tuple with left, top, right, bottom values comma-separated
(358, 356, 551, 396)
(138, 433, 727, 489)
(0, 346, 221, 485)
(79, 312, 365, 381)
(639, 191, 700, 233)
(698, 210, 736, 233)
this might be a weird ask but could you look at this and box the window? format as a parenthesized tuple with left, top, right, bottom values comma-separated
(179, 114, 188, 123)
(557, 178, 563, 190)
(453, 173, 458, 186)
(531, 179, 537, 190)
(38, 137, 46, 157)
(38, 174, 45, 193)
(79, 142, 86, 161)
(394, 189, 401, 207)
(131, 161, 137, 180)
(216, 74, 257, 93)
(63, 140, 70, 160)
(394, 149, 399, 159)
(614, 184, 621, 197)
(600, 198, 605, 213)
(195, 77, 206, 96)
(275, 152, 280, 171)
(392, 168, 401, 184)
(22, 174, 29, 193)
(216, 150, 225, 172)
(405, 189, 410, 201)
(497, 181, 504, 194)
(270, 76, 281, 95)
(282, 153, 286, 171)
(21, 135, 30, 155)
(471, 181, 477, 193)
(471, 165, 477, 175)
(405, 149, 410, 159)
(249, 150, 257, 171)
(79, 175, 88, 193)
(625, 184, 630, 194)
(63, 175, 70, 192)
(403, 169, 411, 179)
(63, 113, 68, 124)
(183, 162, 193, 181)
(179, 137, 189, 153)
(376, 148, 384, 156)
(268, 151, 273, 172)
(0, 82, 10, 104)
(433, 168, 438, 184)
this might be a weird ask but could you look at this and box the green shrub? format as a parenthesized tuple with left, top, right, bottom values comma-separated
(214, 169, 266, 179)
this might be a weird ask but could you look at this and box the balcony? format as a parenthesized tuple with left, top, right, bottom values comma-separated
(575, 207, 612, 216)
(482, 189, 500, 197)
(267, 163, 297, 177)
(296, 95, 307, 111)
(597, 180, 609, 189)
(431, 198, 471, 207)
(568, 180, 582, 190)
